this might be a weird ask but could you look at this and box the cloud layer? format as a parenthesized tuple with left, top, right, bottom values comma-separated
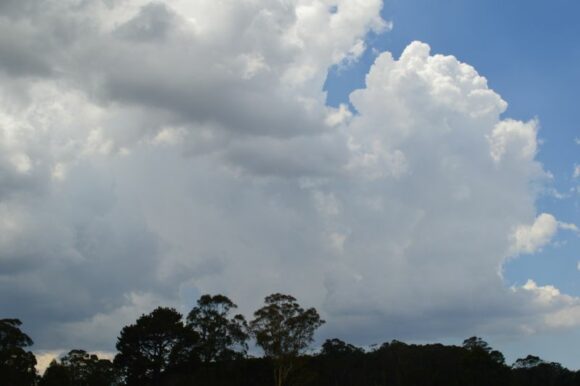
(0, 0, 578, 355)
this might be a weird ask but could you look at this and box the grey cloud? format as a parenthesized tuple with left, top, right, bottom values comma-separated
(0, 159, 168, 350)
(0, 0, 38, 18)
(0, 1, 92, 78)
(224, 134, 348, 178)
(0, 13, 57, 78)
(114, 2, 177, 42)
(0, 39, 53, 78)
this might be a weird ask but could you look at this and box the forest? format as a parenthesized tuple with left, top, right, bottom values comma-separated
(2, 293, 580, 386)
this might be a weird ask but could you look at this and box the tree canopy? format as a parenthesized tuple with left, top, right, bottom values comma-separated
(321, 338, 364, 357)
(3, 294, 580, 386)
(463, 336, 505, 364)
(186, 294, 248, 363)
(250, 293, 324, 386)
(0, 318, 37, 386)
(40, 349, 117, 386)
(114, 307, 198, 385)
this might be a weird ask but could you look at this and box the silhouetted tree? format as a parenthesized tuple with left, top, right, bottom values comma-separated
(463, 336, 505, 364)
(511, 355, 572, 386)
(250, 293, 324, 386)
(0, 318, 38, 386)
(114, 307, 198, 386)
(316, 339, 366, 386)
(461, 336, 508, 386)
(40, 360, 72, 386)
(40, 350, 116, 386)
(187, 294, 249, 363)
(64, 350, 115, 385)
(513, 354, 545, 369)
(321, 339, 364, 357)
(13, 293, 580, 386)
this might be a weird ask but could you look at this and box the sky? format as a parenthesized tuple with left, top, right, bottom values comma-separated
(0, 0, 579, 371)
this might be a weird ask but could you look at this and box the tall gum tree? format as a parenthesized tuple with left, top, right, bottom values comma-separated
(186, 294, 248, 363)
(250, 293, 324, 386)
(0, 318, 37, 386)
(114, 307, 198, 386)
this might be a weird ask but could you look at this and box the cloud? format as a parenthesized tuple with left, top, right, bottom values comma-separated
(1, 1, 579, 354)
(573, 164, 580, 179)
(511, 213, 559, 255)
(558, 221, 579, 233)
(35, 351, 62, 375)
(515, 280, 580, 331)
(510, 214, 578, 255)
(489, 119, 538, 164)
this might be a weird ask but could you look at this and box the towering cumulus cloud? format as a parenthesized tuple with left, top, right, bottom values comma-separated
(0, 0, 577, 354)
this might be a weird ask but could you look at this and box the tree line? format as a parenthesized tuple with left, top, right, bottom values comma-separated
(2, 293, 580, 386)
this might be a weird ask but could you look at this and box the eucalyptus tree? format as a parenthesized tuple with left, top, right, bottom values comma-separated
(186, 294, 248, 363)
(0, 318, 38, 386)
(114, 307, 198, 385)
(40, 350, 117, 386)
(250, 293, 324, 386)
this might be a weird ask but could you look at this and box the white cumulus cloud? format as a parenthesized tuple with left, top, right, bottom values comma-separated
(510, 214, 578, 255)
(511, 213, 559, 255)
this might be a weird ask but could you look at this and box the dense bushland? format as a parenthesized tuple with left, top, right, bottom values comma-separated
(3, 294, 580, 386)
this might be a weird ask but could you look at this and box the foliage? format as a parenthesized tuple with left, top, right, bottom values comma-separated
(513, 354, 545, 369)
(0, 318, 38, 386)
(321, 338, 364, 357)
(512, 356, 572, 386)
(249, 293, 324, 386)
(463, 336, 505, 364)
(7, 296, 580, 386)
(40, 360, 71, 386)
(187, 294, 249, 363)
(460, 336, 508, 385)
(40, 350, 117, 386)
(114, 307, 198, 386)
